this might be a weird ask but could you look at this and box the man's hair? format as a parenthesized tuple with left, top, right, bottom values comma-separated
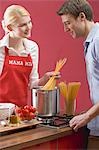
(57, 0, 93, 21)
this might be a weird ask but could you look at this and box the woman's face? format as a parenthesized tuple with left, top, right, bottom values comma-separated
(10, 16, 32, 38)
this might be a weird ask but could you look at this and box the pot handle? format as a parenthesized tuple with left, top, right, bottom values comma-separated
(56, 88, 60, 113)
(32, 89, 38, 107)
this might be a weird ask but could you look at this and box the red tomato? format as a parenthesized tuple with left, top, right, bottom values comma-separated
(22, 109, 29, 115)
(29, 112, 36, 119)
(16, 105, 37, 121)
(30, 107, 37, 113)
(24, 105, 30, 110)
(18, 113, 25, 120)
(27, 106, 33, 112)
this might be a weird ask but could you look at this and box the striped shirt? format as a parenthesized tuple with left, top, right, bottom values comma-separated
(84, 22, 99, 136)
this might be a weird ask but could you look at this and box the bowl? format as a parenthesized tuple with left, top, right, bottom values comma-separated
(0, 103, 15, 120)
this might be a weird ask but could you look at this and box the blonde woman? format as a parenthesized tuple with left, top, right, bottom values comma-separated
(0, 5, 59, 106)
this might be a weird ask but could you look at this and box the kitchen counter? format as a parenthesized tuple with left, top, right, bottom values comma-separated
(0, 124, 89, 150)
(0, 125, 72, 150)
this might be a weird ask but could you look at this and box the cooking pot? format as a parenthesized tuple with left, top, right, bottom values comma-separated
(32, 86, 60, 117)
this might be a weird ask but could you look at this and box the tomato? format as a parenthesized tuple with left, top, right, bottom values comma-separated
(30, 107, 37, 113)
(16, 105, 37, 121)
(22, 108, 29, 115)
(29, 112, 36, 119)
(24, 105, 30, 110)
(18, 112, 25, 120)
(28, 106, 36, 113)
(23, 105, 36, 112)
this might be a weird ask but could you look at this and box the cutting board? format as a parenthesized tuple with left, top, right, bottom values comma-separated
(0, 119, 42, 136)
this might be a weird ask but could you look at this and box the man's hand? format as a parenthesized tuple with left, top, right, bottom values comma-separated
(69, 113, 90, 132)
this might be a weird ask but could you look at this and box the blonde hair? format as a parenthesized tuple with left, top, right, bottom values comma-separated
(2, 5, 30, 33)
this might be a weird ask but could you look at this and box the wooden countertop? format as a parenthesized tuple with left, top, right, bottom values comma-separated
(0, 125, 73, 150)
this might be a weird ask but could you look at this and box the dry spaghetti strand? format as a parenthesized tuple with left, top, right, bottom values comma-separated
(58, 81, 68, 99)
(55, 58, 67, 73)
(42, 58, 67, 90)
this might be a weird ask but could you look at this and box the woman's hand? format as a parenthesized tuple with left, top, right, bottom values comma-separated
(69, 113, 90, 132)
(38, 71, 60, 86)
(44, 71, 61, 79)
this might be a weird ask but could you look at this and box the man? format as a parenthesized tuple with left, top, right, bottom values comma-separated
(57, 0, 99, 148)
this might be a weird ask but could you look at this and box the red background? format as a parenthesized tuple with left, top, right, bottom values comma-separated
(0, 0, 99, 114)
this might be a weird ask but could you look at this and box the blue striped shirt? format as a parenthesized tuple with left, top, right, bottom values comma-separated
(84, 22, 99, 136)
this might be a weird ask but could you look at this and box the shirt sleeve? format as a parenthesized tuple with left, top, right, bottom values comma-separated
(29, 41, 39, 89)
(0, 47, 5, 75)
(91, 38, 99, 80)
(94, 38, 99, 62)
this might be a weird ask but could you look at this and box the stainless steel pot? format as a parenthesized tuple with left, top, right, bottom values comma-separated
(32, 86, 60, 117)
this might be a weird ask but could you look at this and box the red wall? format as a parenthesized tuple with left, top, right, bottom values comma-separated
(0, 0, 99, 113)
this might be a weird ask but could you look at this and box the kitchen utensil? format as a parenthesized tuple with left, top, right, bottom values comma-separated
(32, 86, 60, 117)
(0, 103, 15, 120)
(59, 81, 81, 116)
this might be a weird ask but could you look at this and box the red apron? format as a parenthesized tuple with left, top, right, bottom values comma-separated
(0, 47, 33, 106)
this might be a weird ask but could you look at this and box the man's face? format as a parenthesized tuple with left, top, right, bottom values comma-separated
(61, 14, 86, 38)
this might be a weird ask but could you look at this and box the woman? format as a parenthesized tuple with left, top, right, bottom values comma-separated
(0, 5, 58, 107)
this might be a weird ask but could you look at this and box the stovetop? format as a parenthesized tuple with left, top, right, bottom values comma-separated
(37, 114, 73, 129)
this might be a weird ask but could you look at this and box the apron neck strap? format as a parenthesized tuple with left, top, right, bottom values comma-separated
(5, 47, 9, 55)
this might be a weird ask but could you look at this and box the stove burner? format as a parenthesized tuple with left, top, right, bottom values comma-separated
(38, 114, 73, 128)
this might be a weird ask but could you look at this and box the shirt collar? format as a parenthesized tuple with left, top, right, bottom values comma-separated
(0, 33, 32, 51)
(0, 33, 10, 48)
(83, 22, 99, 56)
(84, 22, 99, 46)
